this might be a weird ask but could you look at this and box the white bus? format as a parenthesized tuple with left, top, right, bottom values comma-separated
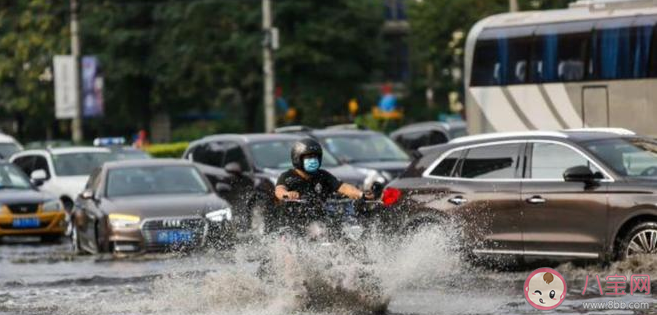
(464, 0, 657, 135)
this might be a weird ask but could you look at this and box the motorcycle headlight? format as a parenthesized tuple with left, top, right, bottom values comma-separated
(205, 208, 232, 222)
(109, 214, 141, 229)
(42, 200, 63, 212)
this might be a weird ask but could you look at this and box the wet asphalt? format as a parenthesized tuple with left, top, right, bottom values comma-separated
(1, 232, 657, 315)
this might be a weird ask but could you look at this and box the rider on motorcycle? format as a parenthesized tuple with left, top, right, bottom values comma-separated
(268, 139, 381, 303)
(275, 138, 372, 204)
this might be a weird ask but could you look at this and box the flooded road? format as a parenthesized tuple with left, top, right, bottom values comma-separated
(2, 228, 657, 315)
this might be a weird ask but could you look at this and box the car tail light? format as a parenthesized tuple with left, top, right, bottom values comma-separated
(381, 187, 402, 206)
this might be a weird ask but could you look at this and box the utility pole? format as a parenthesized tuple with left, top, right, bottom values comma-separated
(262, 0, 276, 133)
(70, 0, 83, 143)
(509, 0, 519, 12)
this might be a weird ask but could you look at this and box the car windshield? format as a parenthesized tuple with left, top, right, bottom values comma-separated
(0, 143, 20, 159)
(111, 150, 151, 161)
(322, 134, 409, 163)
(249, 140, 339, 170)
(106, 165, 209, 198)
(0, 164, 32, 190)
(52, 152, 114, 176)
(585, 138, 657, 177)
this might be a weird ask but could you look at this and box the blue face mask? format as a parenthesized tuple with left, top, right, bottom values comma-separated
(303, 157, 320, 173)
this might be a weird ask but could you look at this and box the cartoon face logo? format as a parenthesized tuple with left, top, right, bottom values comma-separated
(524, 268, 567, 310)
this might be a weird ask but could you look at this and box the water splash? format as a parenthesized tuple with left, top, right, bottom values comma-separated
(51, 221, 468, 315)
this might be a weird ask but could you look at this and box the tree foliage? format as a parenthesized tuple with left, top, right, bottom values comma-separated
(79, 0, 383, 137)
(1, 0, 578, 141)
(275, 0, 384, 125)
(0, 0, 68, 139)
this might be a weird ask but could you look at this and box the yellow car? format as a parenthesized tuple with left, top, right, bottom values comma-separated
(0, 162, 66, 241)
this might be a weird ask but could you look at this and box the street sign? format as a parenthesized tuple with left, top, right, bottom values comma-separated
(53, 55, 78, 119)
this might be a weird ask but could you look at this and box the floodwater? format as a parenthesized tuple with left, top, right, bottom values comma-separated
(2, 226, 657, 315)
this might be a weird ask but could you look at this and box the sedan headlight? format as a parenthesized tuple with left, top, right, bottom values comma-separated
(109, 214, 141, 228)
(42, 200, 63, 212)
(206, 208, 232, 222)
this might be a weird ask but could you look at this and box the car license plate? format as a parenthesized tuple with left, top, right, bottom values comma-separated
(12, 217, 40, 228)
(156, 230, 193, 244)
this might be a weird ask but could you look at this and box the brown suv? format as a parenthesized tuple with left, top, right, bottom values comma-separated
(382, 129, 657, 262)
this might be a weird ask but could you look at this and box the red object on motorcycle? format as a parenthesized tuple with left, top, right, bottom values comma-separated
(381, 187, 401, 206)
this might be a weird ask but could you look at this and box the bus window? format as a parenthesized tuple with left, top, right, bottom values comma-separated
(471, 26, 533, 86)
(532, 21, 593, 83)
(471, 35, 502, 86)
(595, 23, 632, 80)
(591, 17, 654, 80)
(632, 16, 656, 78)
(652, 21, 657, 78)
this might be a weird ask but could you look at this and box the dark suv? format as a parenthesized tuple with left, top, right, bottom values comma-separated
(276, 125, 411, 183)
(182, 134, 367, 233)
(382, 129, 657, 262)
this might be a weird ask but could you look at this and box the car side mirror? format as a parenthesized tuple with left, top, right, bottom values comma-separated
(563, 165, 597, 183)
(370, 182, 384, 199)
(30, 169, 47, 186)
(31, 169, 47, 181)
(225, 162, 242, 175)
(215, 182, 232, 194)
(80, 189, 94, 200)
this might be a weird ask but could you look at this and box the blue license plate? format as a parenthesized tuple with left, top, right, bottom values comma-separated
(12, 217, 40, 228)
(156, 230, 193, 244)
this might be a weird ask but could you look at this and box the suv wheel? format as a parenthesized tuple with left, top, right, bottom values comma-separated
(618, 222, 657, 260)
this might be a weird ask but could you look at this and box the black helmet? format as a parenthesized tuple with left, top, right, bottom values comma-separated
(291, 138, 323, 170)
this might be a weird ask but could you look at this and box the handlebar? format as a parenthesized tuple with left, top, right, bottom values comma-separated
(281, 197, 380, 204)
(281, 198, 309, 204)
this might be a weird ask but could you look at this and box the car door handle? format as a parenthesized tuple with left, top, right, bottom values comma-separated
(526, 196, 546, 204)
(448, 196, 467, 206)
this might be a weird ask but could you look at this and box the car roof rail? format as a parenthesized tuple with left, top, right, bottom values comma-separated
(564, 128, 636, 136)
(324, 123, 368, 130)
(274, 125, 314, 133)
(450, 131, 568, 144)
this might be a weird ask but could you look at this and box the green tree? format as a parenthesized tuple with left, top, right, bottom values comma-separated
(80, 0, 159, 137)
(150, 0, 261, 132)
(275, 0, 385, 126)
(0, 0, 68, 140)
(79, 0, 384, 137)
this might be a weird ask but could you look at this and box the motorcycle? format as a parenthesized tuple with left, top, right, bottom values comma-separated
(265, 187, 382, 244)
(257, 192, 390, 313)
